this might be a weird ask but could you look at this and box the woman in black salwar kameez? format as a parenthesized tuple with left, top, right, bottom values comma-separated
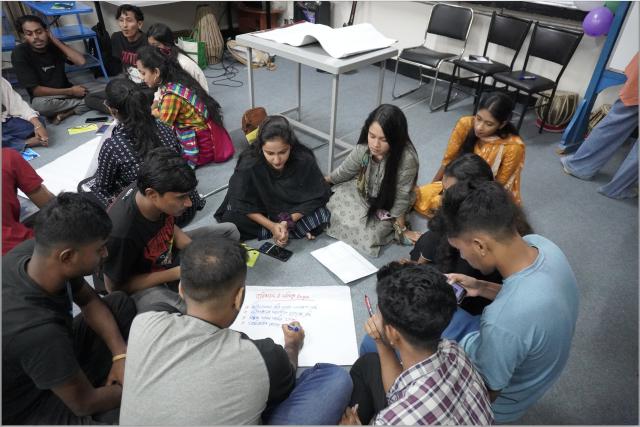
(215, 116, 331, 246)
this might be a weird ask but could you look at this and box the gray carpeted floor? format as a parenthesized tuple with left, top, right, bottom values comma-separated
(25, 54, 638, 424)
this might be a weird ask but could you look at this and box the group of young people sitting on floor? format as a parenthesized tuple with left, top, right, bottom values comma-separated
(3, 92, 579, 426)
(3, 4, 579, 425)
(3, 5, 232, 167)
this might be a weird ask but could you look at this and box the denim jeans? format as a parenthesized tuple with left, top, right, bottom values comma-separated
(1, 116, 45, 152)
(359, 307, 481, 355)
(264, 363, 352, 425)
(562, 99, 638, 199)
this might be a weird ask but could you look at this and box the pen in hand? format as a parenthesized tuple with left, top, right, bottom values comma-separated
(287, 324, 300, 332)
(364, 295, 374, 317)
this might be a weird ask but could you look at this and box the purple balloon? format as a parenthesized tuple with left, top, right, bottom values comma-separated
(583, 7, 614, 37)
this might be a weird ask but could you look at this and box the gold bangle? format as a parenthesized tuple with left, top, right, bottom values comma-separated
(112, 353, 126, 362)
(33, 124, 42, 130)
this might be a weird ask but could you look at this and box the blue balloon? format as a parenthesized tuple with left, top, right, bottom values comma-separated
(583, 7, 615, 36)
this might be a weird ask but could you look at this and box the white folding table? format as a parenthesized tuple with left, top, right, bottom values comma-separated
(236, 33, 398, 172)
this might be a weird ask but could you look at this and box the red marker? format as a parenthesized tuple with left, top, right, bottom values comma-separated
(364, 295, 374, 317)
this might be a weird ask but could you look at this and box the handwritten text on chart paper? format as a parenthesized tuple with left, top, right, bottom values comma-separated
(245, 292, 318, 327)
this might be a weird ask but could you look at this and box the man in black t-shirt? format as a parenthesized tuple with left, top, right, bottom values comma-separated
(106, 4, 148, 80)
(2, 193, 136, 425)
(103, 147, 239, 313)
(11, 15, 109, 123)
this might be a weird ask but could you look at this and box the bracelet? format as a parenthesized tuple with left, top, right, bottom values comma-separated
(33, 124, 42, 130)
(112, 353, 126, 362)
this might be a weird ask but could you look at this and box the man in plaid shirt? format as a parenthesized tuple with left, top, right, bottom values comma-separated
(340, 263, 493, 425)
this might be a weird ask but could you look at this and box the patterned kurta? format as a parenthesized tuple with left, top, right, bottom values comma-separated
(415, 116, 525, 216)
(327, 143, 419, 257)
(157, 83, 208, 167)
(88, 120, 205, 225)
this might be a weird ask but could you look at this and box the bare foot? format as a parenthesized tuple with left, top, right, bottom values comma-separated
(49, 109, 75, 125)
(306, 232, 316, 240)
(404, 230, 422, 243)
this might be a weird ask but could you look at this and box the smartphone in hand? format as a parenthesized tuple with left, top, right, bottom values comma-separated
(451, 282, 467, 304)
(258, 242, 293, 262)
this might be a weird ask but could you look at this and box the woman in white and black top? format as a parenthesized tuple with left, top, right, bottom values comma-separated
(88, 77, 205, 226)
(146, 23, 209, 94)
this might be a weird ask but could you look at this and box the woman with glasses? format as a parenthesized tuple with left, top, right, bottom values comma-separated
(87, 77, 205, 226)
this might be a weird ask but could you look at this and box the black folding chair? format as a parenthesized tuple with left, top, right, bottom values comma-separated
(492, 22, 583, 133)
(444, 12, 532, 114)
(391, 3, 473, 111)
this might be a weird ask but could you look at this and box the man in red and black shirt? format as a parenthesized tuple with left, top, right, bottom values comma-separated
(103, 147, 238, 314)
(107, 4, 148, 79)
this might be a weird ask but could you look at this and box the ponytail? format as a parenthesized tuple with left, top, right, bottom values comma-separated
(105, 77, 163, 158)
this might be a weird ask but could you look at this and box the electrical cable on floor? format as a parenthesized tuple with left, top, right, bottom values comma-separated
(204, 50, 244, 88)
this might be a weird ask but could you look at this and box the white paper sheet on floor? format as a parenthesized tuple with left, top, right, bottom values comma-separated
(18, 136, 102, 198)
(310, 241, 378, 283)
(230, 285, 359, 366)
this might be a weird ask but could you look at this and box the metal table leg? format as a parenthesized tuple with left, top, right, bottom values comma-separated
(247, 47, 255, 108)
(296, 62, 302, 120)
(377, 60, 386, 105)
(327, 74, 340, 172)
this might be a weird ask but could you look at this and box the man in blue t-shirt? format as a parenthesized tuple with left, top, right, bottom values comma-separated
(441, 181, 579, 423)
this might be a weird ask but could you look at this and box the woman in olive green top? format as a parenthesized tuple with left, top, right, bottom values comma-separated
(325, 104, 419, 257)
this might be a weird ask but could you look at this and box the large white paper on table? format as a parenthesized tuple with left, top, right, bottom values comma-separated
(18, 136, 102, 198)
(230, 286, 359, 366)
(254, 22, 396, 59)
(310, 241, 378, 284)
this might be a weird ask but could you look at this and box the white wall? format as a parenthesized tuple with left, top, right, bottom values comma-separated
(331, 1, 632, 108)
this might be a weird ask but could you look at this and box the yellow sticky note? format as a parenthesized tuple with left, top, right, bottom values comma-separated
(242, 243, 260, 267)
(245, 127, 259, 145)
(68, 124, 99, 135)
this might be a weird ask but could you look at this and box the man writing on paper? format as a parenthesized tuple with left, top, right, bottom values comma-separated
(119, 236, 352, 425)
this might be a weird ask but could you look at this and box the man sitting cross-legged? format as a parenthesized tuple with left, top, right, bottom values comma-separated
(103, 147, 239, 313)
(2, 193, 136, 425)
(11, 15, 109, 123)
(340, 263, 493, 425)
(119, 236, 352, 425)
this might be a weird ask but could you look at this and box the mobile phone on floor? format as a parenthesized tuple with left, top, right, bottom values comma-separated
(85, 117, 109, 123)
(258, 242, 293, 262)
(451, 282, 467, 304)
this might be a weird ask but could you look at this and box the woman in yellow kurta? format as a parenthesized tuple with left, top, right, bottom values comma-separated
(415, 92, 525, 216)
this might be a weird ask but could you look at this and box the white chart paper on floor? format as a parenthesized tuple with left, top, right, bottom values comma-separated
(18, 136, 102, 198)
(311, 241, 378, 283)
(230, 286, 359, 366)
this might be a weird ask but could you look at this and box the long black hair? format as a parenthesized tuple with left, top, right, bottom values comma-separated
(105, 77, 162, 158)
(457, 92, 518, 158)
(136, 45, 222, 126)
(238, 115, 315, 170)
(357, 104, 418, 221)
(146, 23, 193, 63)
